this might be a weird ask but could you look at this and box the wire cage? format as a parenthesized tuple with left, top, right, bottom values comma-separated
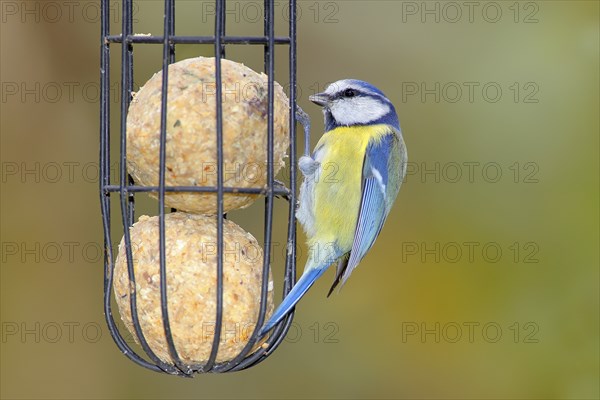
(100, 0, 301, 375)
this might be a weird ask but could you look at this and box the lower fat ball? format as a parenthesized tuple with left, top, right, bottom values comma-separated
(113, 212, 274, 364)
(126, 56, 290, 214)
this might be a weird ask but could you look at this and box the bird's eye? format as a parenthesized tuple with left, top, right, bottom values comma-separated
(344, 89, 356, 97)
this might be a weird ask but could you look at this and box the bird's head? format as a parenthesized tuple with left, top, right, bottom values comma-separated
(309, 79, 400, 132)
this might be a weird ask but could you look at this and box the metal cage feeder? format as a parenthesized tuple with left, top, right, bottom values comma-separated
(100, 0, 302, 375)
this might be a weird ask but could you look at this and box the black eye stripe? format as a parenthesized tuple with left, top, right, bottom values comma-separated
(335, 88, 359, 99)
(332, 88, 387, 100)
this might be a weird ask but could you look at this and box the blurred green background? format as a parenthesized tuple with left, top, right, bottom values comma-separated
(1, 1, 598, 399)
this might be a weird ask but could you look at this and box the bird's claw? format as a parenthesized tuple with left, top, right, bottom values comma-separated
(295, 105, 312, 157)
(273, 180, 291, 201)
(295, 106, 310, 127)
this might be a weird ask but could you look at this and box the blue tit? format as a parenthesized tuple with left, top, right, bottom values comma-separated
(260, 79, 407, 335)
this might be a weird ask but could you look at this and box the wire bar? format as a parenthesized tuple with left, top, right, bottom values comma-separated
(102, 185, 291, 195)
(100, 0, 164, 375)
(105, 35, 291, 45)
(203, 0, 225, 372)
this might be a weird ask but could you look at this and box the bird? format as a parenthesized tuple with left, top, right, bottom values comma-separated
(260, 79, 407, 335)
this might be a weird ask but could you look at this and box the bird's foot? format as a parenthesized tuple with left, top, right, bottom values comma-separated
(273, 180, 291, 201)
(295, 105, 312, 157)
(296, 106, 310, 127)
(298, 156, 320, 176)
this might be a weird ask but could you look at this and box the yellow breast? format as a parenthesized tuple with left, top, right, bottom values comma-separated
(311, 124, 391, 251)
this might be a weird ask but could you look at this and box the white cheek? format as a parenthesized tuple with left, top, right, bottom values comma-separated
(330, 97, 389, 125)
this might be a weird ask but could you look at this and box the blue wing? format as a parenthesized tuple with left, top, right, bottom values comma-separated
(330, 130, 404, 292)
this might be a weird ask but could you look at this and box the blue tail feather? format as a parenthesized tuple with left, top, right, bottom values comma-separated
(259, 267, 328, 335)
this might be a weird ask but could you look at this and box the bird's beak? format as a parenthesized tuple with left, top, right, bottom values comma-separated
(309, 92, 330, 107)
